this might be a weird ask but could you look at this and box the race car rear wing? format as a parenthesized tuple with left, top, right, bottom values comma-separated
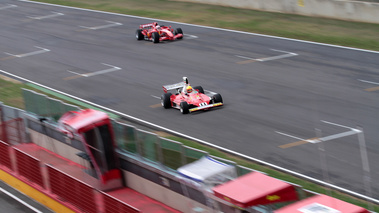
(139, 22, 158, 29)
(163, 82, 186, 93)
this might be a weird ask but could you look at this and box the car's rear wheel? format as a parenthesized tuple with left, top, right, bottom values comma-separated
(175, 28, 183, 39)
(161, 93, 172, 109)
(193, 86, 204, 94)
(152, 32, 160, 43)
(180, 101, 189, 114)
(136, 29, 143, 40)
(212, 93, 223, 103)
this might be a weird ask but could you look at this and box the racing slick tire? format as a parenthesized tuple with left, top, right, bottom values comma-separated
(136, 29, 144, 40)
(193, 86, 204, 94)
(175, 28, 183, 39)
(180, 101, 189, 114)
(212, 93, 223, 104)
(161, 93, 172, 109)
(152, 32, 160, 43)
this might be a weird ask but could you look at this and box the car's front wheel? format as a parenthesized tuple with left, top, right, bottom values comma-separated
(180, 101, 189, 114)
(161, 93, 172, 109)
(152, 32, 160, 43)
(136, 29, 143, 40)
(175, 28, 183, 39)
(212, 93, 223, 104)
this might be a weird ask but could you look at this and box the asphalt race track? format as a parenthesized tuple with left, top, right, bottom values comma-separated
(0, 180, 53, 213)
(1, 0, 379, 201)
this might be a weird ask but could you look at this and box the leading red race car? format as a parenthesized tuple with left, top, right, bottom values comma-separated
(161, 77, 223, 114)
(136, 22, 183, 43)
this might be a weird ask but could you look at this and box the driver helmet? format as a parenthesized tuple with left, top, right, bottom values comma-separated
(187, 86, 193, 93)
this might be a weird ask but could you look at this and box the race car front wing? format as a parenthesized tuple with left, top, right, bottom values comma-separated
(189, 102, 223, 113)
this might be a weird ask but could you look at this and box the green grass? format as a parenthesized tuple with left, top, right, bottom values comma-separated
(30, 0, 379, 51)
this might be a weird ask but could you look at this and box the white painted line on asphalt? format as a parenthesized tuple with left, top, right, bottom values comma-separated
(79, 21, 123, 30)
(0, 187, 43, 213)
(151, 95, 160, 99)
(83, 63, 121, 77)
(184, 34, 198, 39)
(4, 46, 50, 58)
(277, 121, 361, 144)
(358, 79, 379, 85)
(27, 12, 64, 20)
(18, 0, 379, 54)
(0, 4, 17, 10)
(1, 68, 378, 204)
(235, 55, 255, 60)
(275, 131, 306, 141)
(321, 120, 361, 132)
(67, 70, 82, 76)
(236, 49, 298, 63)
(67, 63, 121, 77)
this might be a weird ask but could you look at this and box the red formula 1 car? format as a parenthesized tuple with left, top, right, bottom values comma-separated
(135, 22, 183, 43)
(161, 77, 223, 114)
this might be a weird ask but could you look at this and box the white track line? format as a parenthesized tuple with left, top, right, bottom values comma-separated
(4, 46, 50, 58)
(27, 12, 64, 20)
(1, 68, 378, 204)
(0, 4, 17, 10)
(79, 21, 123, 30)
(17, 0, 379, 54)
(83, 63, 121, 77)
(358, 79, 379, 86)
(0, 187, 43, 213)
(184, 34, 198, 39)
(67, 63, 121, 77)
(236, 49, 298, 62)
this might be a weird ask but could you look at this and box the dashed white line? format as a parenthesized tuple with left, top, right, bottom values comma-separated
(0, 4, 17, 10)
(236, 49, 298, 62)
(27, 12, 64, 20)
(151, 95, 160, 99)
(184, 34, 198, 39)
(67, 63, 121, 77)
(79, 21, 123, 30)
(357, 79, 379, 86)
(4, 46, 50, 58)
(275, 131, 306, 141)
(277, 121, 361, 144)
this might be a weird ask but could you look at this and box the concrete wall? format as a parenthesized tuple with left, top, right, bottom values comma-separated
(176, 0, 379, 24)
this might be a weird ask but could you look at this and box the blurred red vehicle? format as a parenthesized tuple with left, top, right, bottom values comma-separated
(161, 77, 223, 114)
(135, 22, 183, 43)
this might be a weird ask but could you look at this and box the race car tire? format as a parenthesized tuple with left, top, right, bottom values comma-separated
(193, 86, 204, 94)
(161, 93, 172, 109)
(175, 28, 183, 39)
(212, 93, 223, 103)
(180, 101, 189, 114)
(152, 32, 160, 43)
(136, 29, 144, 40)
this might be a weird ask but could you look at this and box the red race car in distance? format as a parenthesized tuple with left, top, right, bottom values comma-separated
(136, 22, 183, 43)
(161, 77, 223, 114)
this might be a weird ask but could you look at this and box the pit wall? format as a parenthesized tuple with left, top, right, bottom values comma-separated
(176, 0, 379, 24)
(26, 116, 212, 213)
